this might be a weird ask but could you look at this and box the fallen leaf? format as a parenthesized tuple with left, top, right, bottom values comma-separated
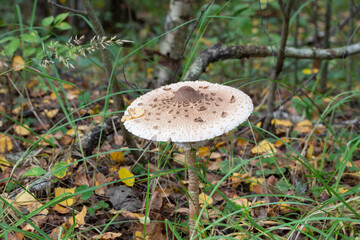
(54, 187, 76, 206)
(251, 139, 278, 155)
(118, 167, 135, 187)
(199, 192, 213, 206)
(92, 232, 123, 240)
(53, 204, 70, 214)
(128, 108, 145, 118)
(295, 120, 313, 134)
(12, 55, 25, 71)
(68, 206, 87, 227)
(109, 151, 124, 163)
(44, 109, 59, 118)
(275, 137, 290, 148)
(197, 146, 209, 157)
(95, 172, 108, 195)
(0, 134, 13, 153)
(14, 124, 31, 136)
(150, 191, 163, 211)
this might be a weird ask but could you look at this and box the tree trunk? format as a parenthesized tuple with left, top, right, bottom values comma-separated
(156, 0, 192, 87)
(263, 0, 294, 131)
(320, 0, 332, 93)
(80, 0, 140, 160)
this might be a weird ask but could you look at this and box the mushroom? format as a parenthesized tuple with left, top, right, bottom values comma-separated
(122, 81, 253, 239)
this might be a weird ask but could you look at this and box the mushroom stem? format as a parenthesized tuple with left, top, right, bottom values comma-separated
(186, 148, 200, 240)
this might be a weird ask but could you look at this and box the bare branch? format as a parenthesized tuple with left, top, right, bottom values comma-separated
(184, 42, 360, 81)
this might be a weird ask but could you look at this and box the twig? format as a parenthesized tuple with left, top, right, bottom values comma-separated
(184, 42, 360, 81)
(47, 0, 87, 15)
(171, 0, 215, 83)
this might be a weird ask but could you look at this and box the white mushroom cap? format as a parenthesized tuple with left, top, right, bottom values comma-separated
(123, 81, 253, 143)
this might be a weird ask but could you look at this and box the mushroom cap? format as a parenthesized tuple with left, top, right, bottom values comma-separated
(123, 81, 253, 143)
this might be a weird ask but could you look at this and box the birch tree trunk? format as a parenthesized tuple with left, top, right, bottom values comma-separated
(156, 0, 191, 87)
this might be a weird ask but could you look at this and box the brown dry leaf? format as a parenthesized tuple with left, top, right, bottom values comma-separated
(174, 207, 189, 214)
(14, 124, 31, 136)
(207, 159, 221, 171)
(12, 55, 25, 71)
(199, 192, 213, 206)
(155, 187, 171, 198)
(173, 153, 186, 165)
(150, 191, 163, 211)
(54, 187, 76, 206)
(232, 196, 251, 207)
(68, 206, 87, 227)
(95, 172, 108, 195)
(53, 204, 70, 214)
(92, 232, 123, 240)
(295, 120, 313, 134)
(121, 210, 145, 220)
(248, 177, 264, 194)
(251, 139, 278, 155)
(236, 139, 248, 147)
(44, 109, 59, 119)
(109, 151, 124, 163)
(74, 171, 89, 186)
(38, 134, 55, 146)
(49, 226, 65, 240)
(0, 134, 13, 153)
(114, 134, 124, 145)
(22, 223, 35, 233)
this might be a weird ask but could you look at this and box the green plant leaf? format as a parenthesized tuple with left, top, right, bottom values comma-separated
(55, 22, 72, 30)
(54, 13, 69, 24)
(0, 36, 15, 44)
(52, 161, 68, 178)
(23, 166, 47, 177)
(4, 38, 20, 56)
(21, 33, 38, 43)
(41, 16, 54, 27)
(76, 185, 94, 201)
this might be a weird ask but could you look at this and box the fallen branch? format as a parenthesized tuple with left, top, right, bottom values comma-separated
(184, 42, 360, 81)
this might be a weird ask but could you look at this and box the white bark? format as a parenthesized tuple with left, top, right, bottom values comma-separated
(156, 0, 191, 87)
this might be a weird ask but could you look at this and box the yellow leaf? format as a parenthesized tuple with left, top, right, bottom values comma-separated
(135, 231, 149, 240)
(14, 124, 31, 136)
(275, 137, 290, 148)
(68, 206, 87, 226)
(12, 55, 25, 71)
(302, 68, 314, 75)
(307, 143, 314, 160)
(338, 187, 348, 194)
(271, 119, 292, 127)
(118, 167, 134, 187)
(294, 120, 313, 134)
(198, 146, 209, 157)
(0, 134, 13, 153)
(128, 108, 145, 118)
(44, 109, 59, 118)
(15, 190, 36, 206)
(109, 151, 124, 163)
(54, 187, 76, 206)
(251, 139, 277, 155)
(199, 192, 213, 206)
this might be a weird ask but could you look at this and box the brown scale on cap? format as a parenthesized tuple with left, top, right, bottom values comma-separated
(173, 86, 203, 103)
